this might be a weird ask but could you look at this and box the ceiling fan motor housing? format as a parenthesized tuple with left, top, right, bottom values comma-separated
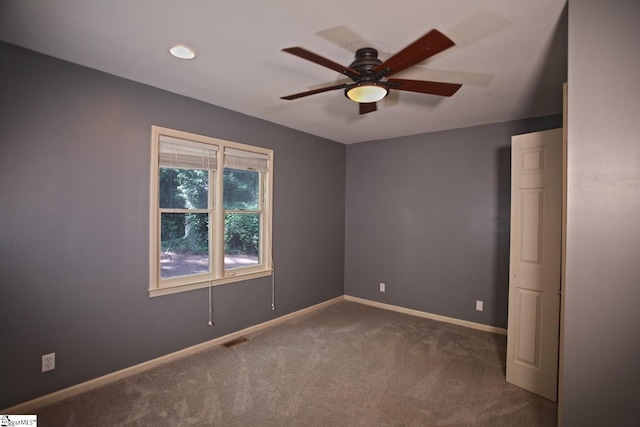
(343, 48, 389, 103)
(349, 48, 383, 80)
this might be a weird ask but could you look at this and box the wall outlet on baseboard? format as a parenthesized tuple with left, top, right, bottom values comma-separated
(476, 300, 484, 312)
(42, 352, 55, 372)
(379, 283, 386, 293)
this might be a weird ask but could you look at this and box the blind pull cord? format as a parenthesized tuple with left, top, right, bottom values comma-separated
(271, 259, 276, 311)
(208, 286, 215, 326)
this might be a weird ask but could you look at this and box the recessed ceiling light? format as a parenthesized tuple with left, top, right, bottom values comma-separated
(169, 44, 197, 60)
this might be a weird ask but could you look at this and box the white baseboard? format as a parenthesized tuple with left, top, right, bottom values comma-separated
(4, 295, 505, 413)
(343, 295, 508, 336)
(2, 296, 343, 414)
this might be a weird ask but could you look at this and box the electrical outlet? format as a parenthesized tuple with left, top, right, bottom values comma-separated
(476, 300, 484, 312)
(380, 282, 386, 293)
(42, 352, 55, 372)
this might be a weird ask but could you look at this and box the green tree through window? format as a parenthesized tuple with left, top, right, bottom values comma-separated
(224, 168, 260, 268)
(160, 168, 209, 257)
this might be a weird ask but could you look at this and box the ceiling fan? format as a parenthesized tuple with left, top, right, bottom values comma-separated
(280, 29, 463, 114)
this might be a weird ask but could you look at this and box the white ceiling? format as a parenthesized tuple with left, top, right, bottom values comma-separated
(0, 0, 567, 144)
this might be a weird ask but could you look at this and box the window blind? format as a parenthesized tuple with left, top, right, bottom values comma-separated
(224, 147, 269, 172)
(159, 135, 218, 170)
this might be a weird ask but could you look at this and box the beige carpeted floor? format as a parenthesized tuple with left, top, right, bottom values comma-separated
(35, 301, 556, 426)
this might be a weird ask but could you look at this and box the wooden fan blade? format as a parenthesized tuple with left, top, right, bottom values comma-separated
(374, 30, 455, 77)
(387, 78, 462, 97)
(281, 83, 351, 100)
(359, 102, 377, 114)
(282, 47, 360, 78)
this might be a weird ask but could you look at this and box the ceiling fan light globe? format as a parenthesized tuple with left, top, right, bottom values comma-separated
(346, 84, 387, 103)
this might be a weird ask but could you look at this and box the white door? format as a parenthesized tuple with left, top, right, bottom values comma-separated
(506, 128, 562, 402)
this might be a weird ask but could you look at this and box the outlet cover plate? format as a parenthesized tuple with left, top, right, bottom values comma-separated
(42, 352, 55, 372)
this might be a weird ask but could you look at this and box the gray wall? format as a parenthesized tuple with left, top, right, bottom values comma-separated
(0, 42, 345, 409)
(563, 0, 640, 425)
(345, 116, 562, 329)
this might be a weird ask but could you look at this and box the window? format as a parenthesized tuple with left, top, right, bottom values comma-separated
(149, 126, 273, 297)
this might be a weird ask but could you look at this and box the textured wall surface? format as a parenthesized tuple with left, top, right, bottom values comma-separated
(563, 0, 640, 425)
(0, 42, 345, 409)
(344, 116, 562, 329)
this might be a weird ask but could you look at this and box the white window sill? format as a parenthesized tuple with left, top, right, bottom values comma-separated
(149, 269, 272, 297)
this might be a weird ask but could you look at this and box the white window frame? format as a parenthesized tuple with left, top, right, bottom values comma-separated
(149, 126, 273, 297)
